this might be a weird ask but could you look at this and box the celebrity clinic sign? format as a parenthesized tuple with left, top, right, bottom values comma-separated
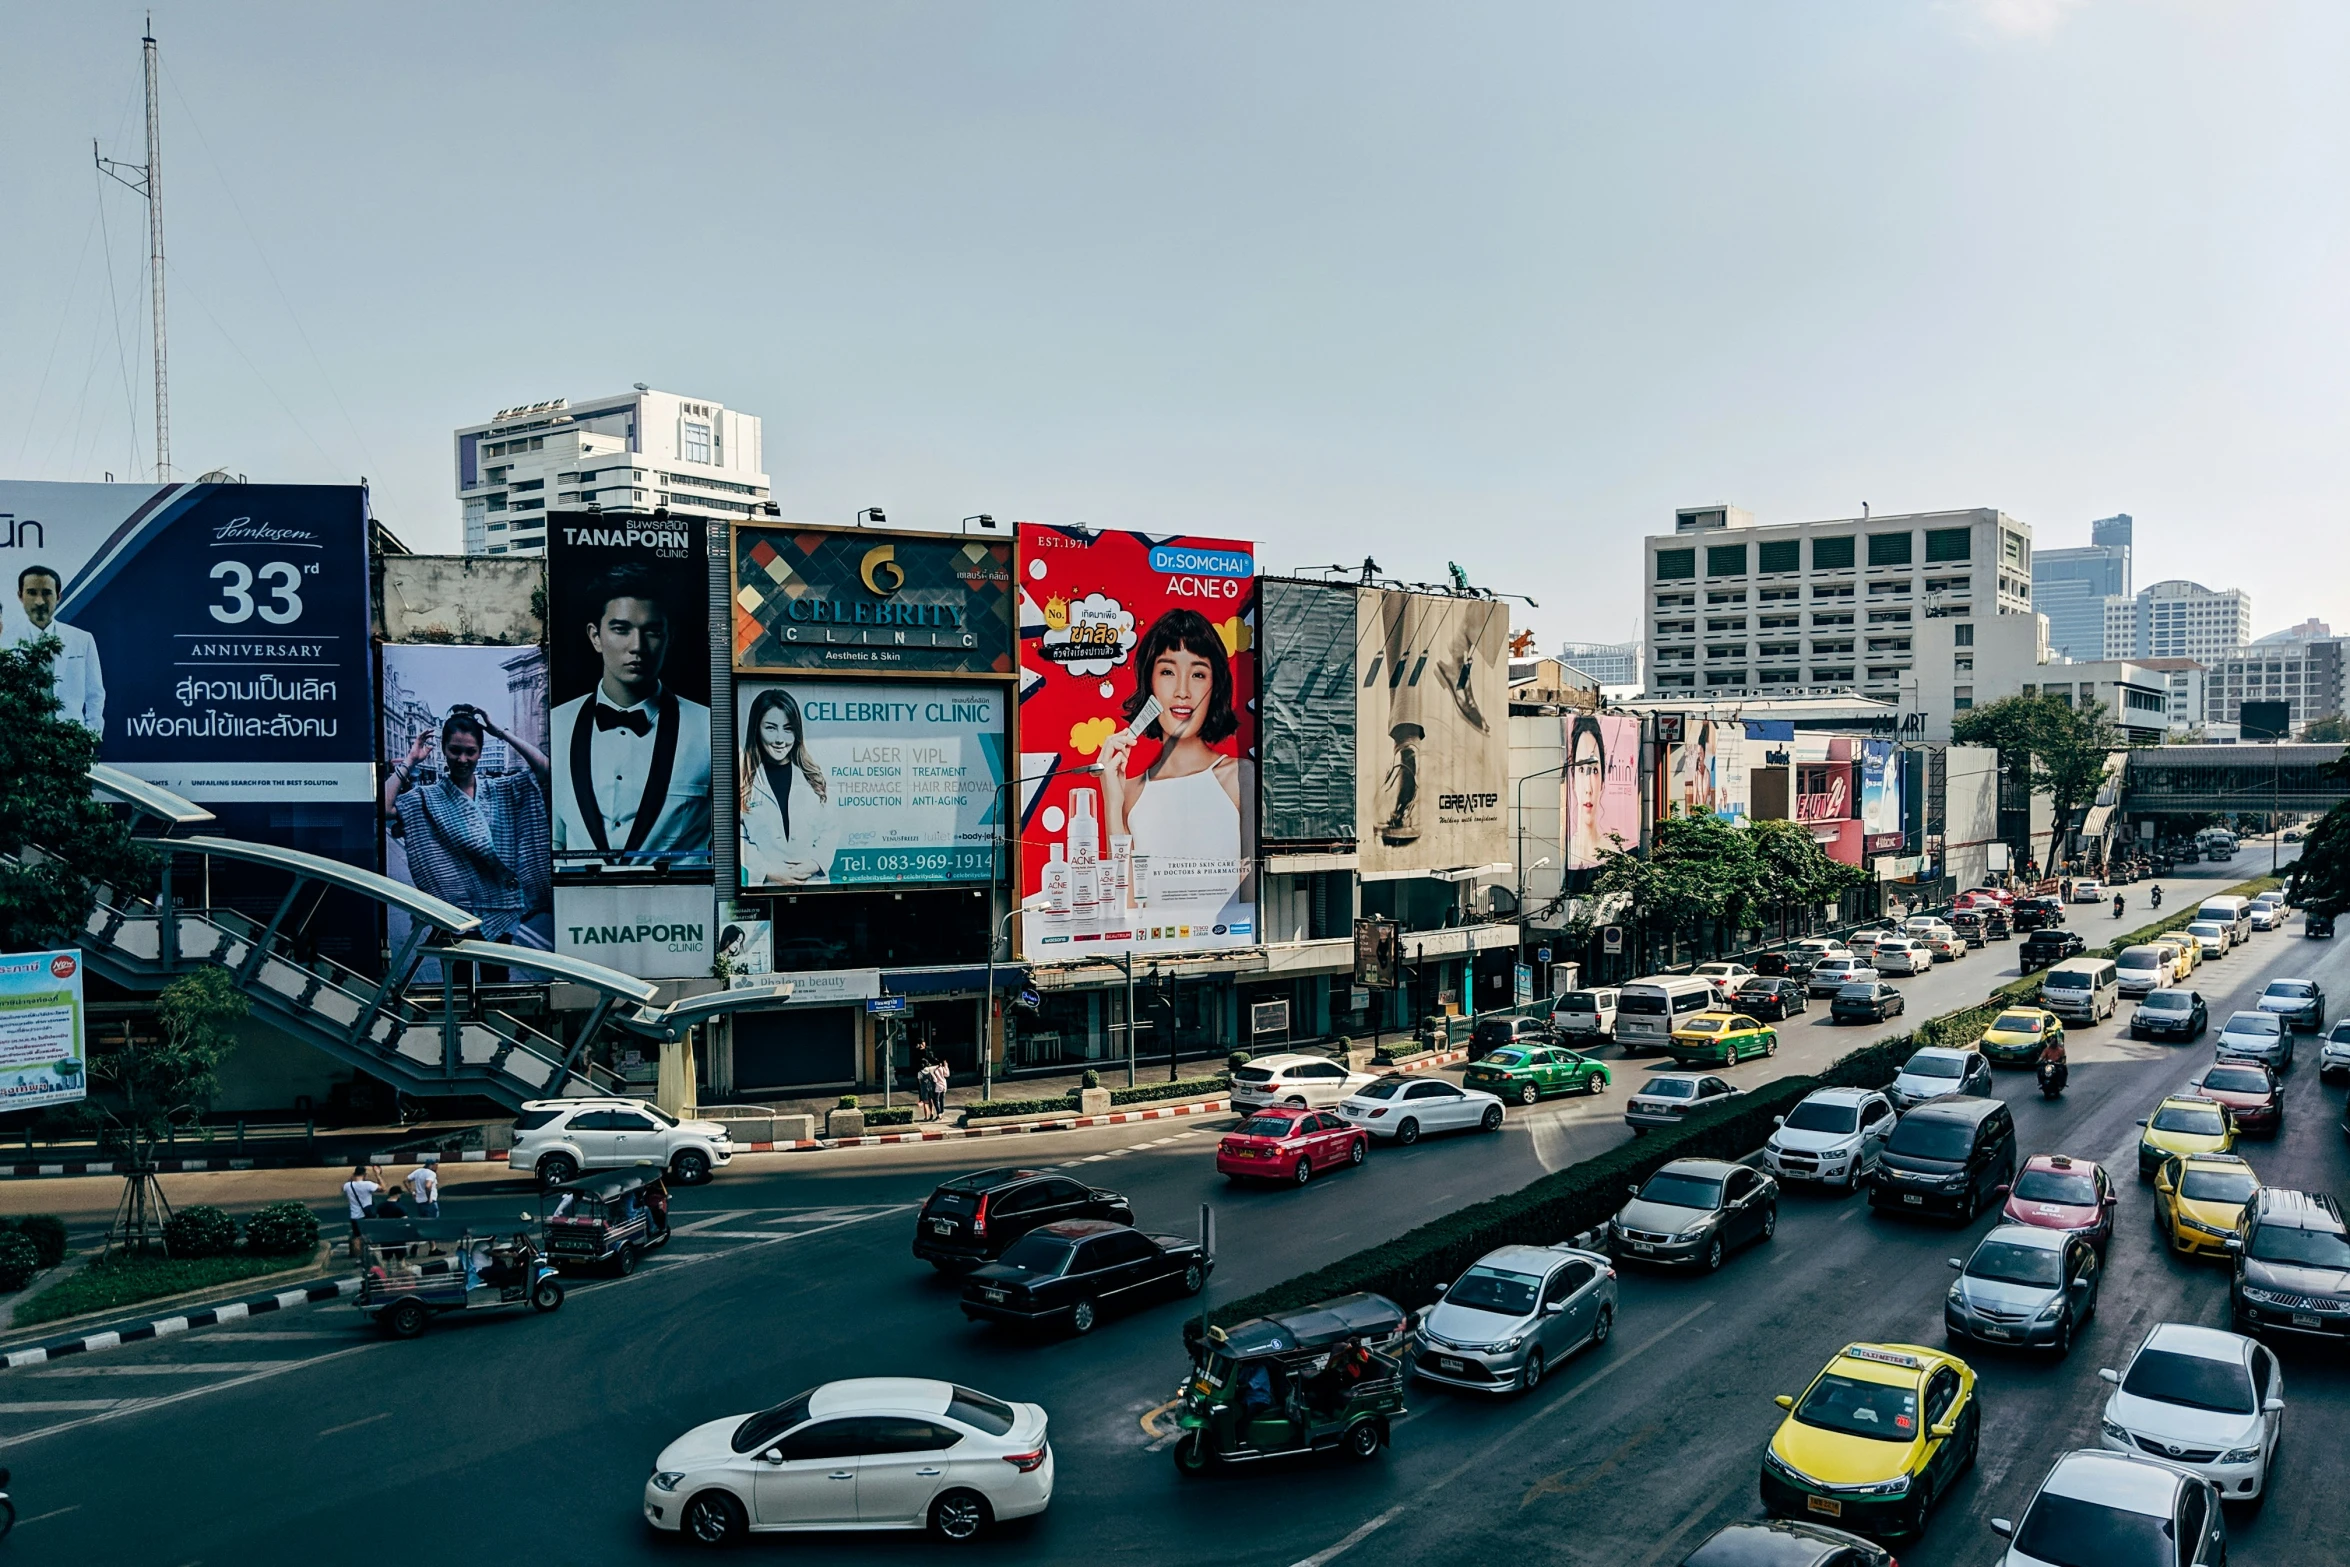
(732, 524, 1015, 678)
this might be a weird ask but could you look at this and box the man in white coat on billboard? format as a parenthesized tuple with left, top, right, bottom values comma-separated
(9, 566, 105, 738)
(550, 564, 711, 867)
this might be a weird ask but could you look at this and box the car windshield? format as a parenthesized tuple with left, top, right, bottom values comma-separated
(2142, 993, 2193, 1012)
(1887, 1119, 1975, 1160)
(1681, 1018, 1724, 1033)
(1618, 993, 1670, 1015)
(2188, 923, 2224, 938)
(2226, 1013, 2282, 1035)
(2117, 952, 2162, 969)
(2201, 1067, 2270, 1095)
(2015, 1168, 2099, 1205)
(2044, 971, 2090, 989)
(1484, 1048, 1534, 1068)
(1906, 1054, 1966, 1079)
(2151, 1105, 2227, 1136)
(1836, 983, 1877, 999)
(1783, 1100, 1858, 1134)
(1993, 1013, 2045, 1034)
(2122, 1347, 2255, 1413)
(2179, 1167, 2258, 1205)
(1355, 1079, 1407, 1100)
(731, 1390, 814, 1454)
(1638, 1171, 1724, 1209)
(1966, 1240, 2064, 1287)
(1444, 1265, 1541, 1315)
(1641, 1078, 1697, 1099)
(2014, 1492, 2175, 1567)
(1561, 994, 1598, 1012)
(1793, 1372, 1919, 1443)
(1237, 1116, 1302, 1138)
(996, 1234, 1075, 1274)
(2265, 982, 2315, 999)
(2249, 1225, 2350, 1269)
(947, 1386, 1017, 1436)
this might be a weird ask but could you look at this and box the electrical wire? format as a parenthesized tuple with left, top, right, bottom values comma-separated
(93, 161, 149, 483)
(10, 201, 104, 473)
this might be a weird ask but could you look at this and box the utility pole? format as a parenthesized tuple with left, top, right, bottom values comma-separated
(96, 20, 171, 481)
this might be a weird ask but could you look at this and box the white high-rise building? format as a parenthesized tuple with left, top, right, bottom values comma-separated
(2100, 578, 2253, 663)
(454, 388, 770, 556)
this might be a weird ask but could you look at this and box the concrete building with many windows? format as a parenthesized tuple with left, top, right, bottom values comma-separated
(1907, 610, 2171, 745)
(2203, 640, 2345, 736)
(1556, 638, 1640, 688)
(1643, 503, 2033, 705)
(2101, 577, 2253, 663)
(2030, 513, 2132, 661)
(454, 388, 770, 556)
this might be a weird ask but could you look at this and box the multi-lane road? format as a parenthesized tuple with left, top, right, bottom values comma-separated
(7, 853, 2338, 1566)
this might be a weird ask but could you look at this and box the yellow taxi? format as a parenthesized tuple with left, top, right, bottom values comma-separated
(1664, 1011, 1778, 1067)
(1977, 1006, 2063, 1067)
(2166, 935, 2201, 977)
(1759, 1342, 1980, 1540)
(2136, 1093, 2234, 1180)
(2152, 1151, 2260, 1259)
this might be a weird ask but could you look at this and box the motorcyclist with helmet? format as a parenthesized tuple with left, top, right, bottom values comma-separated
(2037, 1029, 2069, 1098)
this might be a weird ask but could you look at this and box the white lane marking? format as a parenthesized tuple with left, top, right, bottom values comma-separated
(29, 1360, 310, 1376)
(17, 1505, 81, 1525)
(668, 1210, 752, 1235)
(1289, 1508, 1403, 1567)
(1081, 1154, 1112, 1162)
(0, 1400, 123, 1412)
(318, 1411, 393, 1436)
(671, 1231, 803, 1241)
(2, 1343, 383, 1445)
(167, 1331, 349, 1342)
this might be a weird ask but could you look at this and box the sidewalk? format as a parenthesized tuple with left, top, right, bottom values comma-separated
(727, 1058, 1236, 1126)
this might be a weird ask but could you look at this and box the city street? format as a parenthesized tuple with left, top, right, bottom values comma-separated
(1, 854, 2327, 1567)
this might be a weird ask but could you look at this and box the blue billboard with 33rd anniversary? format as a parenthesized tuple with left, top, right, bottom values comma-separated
(735, 679, 1004, 888)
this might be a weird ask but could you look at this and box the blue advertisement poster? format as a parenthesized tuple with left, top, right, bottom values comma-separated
(735, 679, 1005, 887)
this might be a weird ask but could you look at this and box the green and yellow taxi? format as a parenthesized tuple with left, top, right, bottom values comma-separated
(1978, 1007, 2063, 1067)
(1665, 1011, 1778, 1068)
(2136, 1093, 2234, 1180)
(2153, 1151, 2260, 1259)
(1760, 1342, 1980, 1540)
(1461, 1043, 1611, 1106)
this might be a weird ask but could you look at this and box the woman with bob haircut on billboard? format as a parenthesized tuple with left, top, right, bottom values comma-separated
(1097, 607, 1255, 908)
(739, 686, 835, 885)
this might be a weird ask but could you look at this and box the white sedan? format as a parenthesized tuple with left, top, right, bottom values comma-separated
(1229, 1053, 1379, 1110)
(644, 1378, 1052, 1545)
(1692, 961, 1753, 1003)
(1337, 1076, 1505, 1144)
(2072, 879, 2106, 903)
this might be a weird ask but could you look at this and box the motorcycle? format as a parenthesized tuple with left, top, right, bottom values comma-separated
(2037, 1053, 2068, 1099)
(2113, 894, 2126, 920)
(2150, 885, 2164, 910)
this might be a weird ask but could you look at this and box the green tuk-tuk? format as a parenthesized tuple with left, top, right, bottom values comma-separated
(1171, 1292, 1410, 1474)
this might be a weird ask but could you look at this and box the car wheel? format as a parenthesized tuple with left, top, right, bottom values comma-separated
(1909, 1475, 1936, 1539)
(614, 1243, 640, 1277)
(530, 1277, 564, 1312)
(1587, 1072, 1608, 1095)
(670, 1148, 711, 1187)
(1590, 1304, 1613, 1347)
(1764, 1033, 1777, 1057)
(1702, 1237, 1724, 1273)
(2052, 1313, 2074, 1358)
(1519, 1348, 1546, 1393)
(1396, 1118, 1421, 1146)
(1342, 1419, 1384, 1461)
(1760, 1204, 1778, 1242)
(930, 1489, 992, 1542)
(681, 1490, 746, 1548)
(383, 1299, 428, 1339)
(1286, 1095, 1308, 1107)
(1172, 1430, 1215, 1476)
(1351, 1136, 1369, 1163)
(535, 1153, 578, 1191)
(1293, 1157, 1314, 1186)
(1069, 1297, 1099, 1335)
(1181, 1261, 1205, 1295)
(1519, 1082, 1541, 1106)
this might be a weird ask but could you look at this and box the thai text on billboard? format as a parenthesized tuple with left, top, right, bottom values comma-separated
(0, 950, 86, 1111)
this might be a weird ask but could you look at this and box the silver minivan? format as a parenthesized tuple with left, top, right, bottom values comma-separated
(2115, 944, 2171, 998)
(2042, 956, 2120, 1023)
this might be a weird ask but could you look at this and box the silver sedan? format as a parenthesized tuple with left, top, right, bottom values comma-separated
(1413, 1244, 1617, 1394)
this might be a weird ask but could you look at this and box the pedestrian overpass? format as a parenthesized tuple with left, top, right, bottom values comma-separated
(2117, 743, 2348, 817)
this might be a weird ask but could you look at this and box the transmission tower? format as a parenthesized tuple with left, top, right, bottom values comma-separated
(95, 20, 171, 482)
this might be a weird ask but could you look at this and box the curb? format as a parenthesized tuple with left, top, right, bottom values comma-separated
(0, 1148, 512, 1180)
(737, 1097, 1235, 1152)
(0, 1275, 360, 1369)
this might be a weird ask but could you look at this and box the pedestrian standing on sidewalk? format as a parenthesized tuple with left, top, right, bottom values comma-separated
(927, 1057, 950, 1121)
(342, 1164, 381, 1256)
(406, 1159, 441, 1218)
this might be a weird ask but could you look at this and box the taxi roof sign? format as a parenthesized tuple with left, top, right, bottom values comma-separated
(1840, 1344, 1926, 1370)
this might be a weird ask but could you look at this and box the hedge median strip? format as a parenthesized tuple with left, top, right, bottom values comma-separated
(1206, 871, 2286, 1330)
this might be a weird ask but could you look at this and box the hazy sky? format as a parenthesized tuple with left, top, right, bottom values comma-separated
(6, 2, 2346, 650)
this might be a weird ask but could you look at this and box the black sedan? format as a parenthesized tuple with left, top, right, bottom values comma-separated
(1830, 981, 1906, 1024)
(1680, 1520, 1894, 1567)
(2019, 929, 2086, 972)
(2128, 988, 2207, 1041)
(913, 1168, 1133, 1272)
(960, 1218, 1209, 1336)
(1733, 977, 1808, 1021)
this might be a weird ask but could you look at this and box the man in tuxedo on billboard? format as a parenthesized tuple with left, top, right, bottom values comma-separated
(550, 564, 711, 866)
(9, 566, 105, 738)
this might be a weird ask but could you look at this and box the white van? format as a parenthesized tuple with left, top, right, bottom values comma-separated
(2041, 956, 2120, 1023)
(2114, 944, 2172, 997)
(2197, 896, 2253, 943)
(1614, 976, 1719, 1048)
(1552, 987, 1620, 1042)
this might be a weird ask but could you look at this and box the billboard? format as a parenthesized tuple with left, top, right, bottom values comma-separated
(1257, 579, 1357, 846)
(1563, 712, 1641, 890)
(545, 511, 711, 879)
(1015, 526, 1257, 960)
(733, 524, 1015, 679)
(1666, 717, 1750, 822)
(0, 949, 86, 1111)
(735, 679, 1005, 887)
(1861, 739, 1905, 853)
(379, 644, 552, 976)
(554, 882, 714, 981)
(1356, 589, 1509, 875)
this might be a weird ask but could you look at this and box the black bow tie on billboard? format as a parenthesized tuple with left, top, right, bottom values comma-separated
(593, 704, 653, 737)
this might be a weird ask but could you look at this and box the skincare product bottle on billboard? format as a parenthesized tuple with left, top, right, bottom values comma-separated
(1128, 850, 1151, 911)
(1072, 859, 1098, 925)
(1109, 833, 1134, 915)
(1042, 844, 1072, 917)
(1068, 788, 1100, 866)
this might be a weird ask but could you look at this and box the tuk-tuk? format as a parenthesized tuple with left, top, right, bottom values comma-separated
(542, 1164, 672, 1275)
(1171, 1292, 1409, 1474)
(355, 1216, 563, 1338)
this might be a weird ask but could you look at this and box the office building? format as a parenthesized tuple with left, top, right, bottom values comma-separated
(2101, 578, 2253, 663)
(1907, 612, 2170, 746)
(454, 388, 770, 556)
(2255, 618, 2333, 647)
(2203, 640, 2345, 735)
(2030, 513, 2132, 660)
(2129, 657, 2207, 734)
(1643, 503, 2033, 704)
(1557, 638, 1639, 687)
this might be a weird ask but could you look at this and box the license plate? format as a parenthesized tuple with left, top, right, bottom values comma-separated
(1439, 1357, 1464, 1372)
(1980, 1325, 2013, 1339)
(1632, 1242, 1655, 1254)
(2293, 1313, 2321, 1329)
(1805, 1495, 1843, 1517)
(930, 1219, 953, 1234)
(981, 1288, 1006, 1303)
(1903, 1194, 1923, 1206)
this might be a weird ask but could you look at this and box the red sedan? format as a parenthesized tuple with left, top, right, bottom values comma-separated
(1215, 1106, 1367, 1186)
(2188, 1061, 2284, 1138)
(2001, 1153, 2116, 1254)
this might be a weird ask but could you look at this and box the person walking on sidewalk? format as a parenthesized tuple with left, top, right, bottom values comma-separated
(925, 1057, 950, 1122)
(405, 1159, 441, 1219)
(342, 1164, 382, 1256)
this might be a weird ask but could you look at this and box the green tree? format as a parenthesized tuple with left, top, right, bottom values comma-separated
(89, 967, 250, 1252)
(2286, 752, 2350, 917)
(2300, 713, 2350, 744)
(1954, 692, 2120, 870)
(0, 634, 154, 951)
(1748, 817, 1867, 938)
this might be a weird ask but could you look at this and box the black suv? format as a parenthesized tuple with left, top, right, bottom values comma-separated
(2230, 1188, 2350, 1342)
(1471, 1015, 1555, 1061)
(2019, 928, 2086, 973)
(1866, 1096, 2017, 1224)
(912, 1167, 1133, 1272)
(2011, 897, 2066, 933)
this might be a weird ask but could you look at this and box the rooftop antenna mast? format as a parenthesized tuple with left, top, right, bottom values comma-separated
(96, 18, 170, 482)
